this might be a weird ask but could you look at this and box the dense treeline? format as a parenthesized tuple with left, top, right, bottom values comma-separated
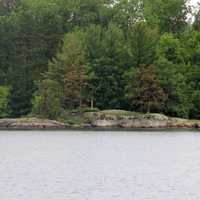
(0, 0, 200, 119)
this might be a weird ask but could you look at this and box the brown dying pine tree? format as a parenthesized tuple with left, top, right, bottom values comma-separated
(63, 33, 87, 108)
(133, 65, 167, 113)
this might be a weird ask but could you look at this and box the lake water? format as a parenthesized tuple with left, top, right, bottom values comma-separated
(0, 131, 200, 200)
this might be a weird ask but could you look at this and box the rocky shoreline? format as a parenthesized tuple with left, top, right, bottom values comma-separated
(86, 110, 200, 129)
(0, 110, 199, 130)
(0, 118, 66, 130)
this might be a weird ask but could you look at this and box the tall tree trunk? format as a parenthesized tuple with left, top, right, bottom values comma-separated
(91, 99, 94, 109)
(147, 101, 150, 113)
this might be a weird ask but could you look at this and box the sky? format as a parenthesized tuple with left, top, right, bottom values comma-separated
(191, 0, 200, 6)
(188, 0, 200, 22)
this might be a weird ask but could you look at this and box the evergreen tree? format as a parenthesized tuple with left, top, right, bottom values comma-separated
(0, 0, 200, 120)
(156, 34, 191, 118)
(85, 23, 127, 109)
(33, 30, 88, 117)
(62, 33, 87, 108)
(132, 65, 166, 113)
(8, 65, 34, 117)
(2, 0, 65, 117)
(127, 21, 159, 67)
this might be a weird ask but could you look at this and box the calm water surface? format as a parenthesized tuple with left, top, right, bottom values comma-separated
(0, 131, 200, 200)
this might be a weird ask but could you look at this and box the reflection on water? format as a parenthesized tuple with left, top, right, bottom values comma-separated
(0, 131, 199, 200)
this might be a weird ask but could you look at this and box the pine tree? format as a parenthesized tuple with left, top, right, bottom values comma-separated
(55, 32, 87, 108)
(133, 65, 167, 113)
(64, 60, 87, 108)
(33, 31, 88, 117)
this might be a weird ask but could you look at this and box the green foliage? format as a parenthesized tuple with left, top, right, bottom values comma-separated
(155, 58, 190, 118)
(157, 33, 185, 63)
(0, 0, 65, 117)
(85, 23, 127, 109)
(0, 86, 9, 118)
(62, 33, 87, 108)
(128, 22, 159, 67)
(190, 91, 200, 119)
(32, 79, 63, 119)
(8, 66, 34, 117)
(33, 30, 88, 118)
(0, 0, 200, 120)
(47, 31, 87, 108)
(155, 33, 191, 118)
(144, 0, 190, 35)
(182, 30, 200, 65)
(112, 0, 144, 32)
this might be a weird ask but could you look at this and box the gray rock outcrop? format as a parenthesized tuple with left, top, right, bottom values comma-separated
(87, 110, 200, 129)
(0, 118, 66, 130)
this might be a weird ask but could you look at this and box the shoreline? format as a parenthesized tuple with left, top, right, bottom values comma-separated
(0, 127, 199, 132)
(0, 110, 199, 131)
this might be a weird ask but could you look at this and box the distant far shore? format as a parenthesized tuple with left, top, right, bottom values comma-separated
(0, 110, 200, 130)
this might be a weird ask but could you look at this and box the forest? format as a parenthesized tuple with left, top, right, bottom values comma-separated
(0, 0, 200, 120)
